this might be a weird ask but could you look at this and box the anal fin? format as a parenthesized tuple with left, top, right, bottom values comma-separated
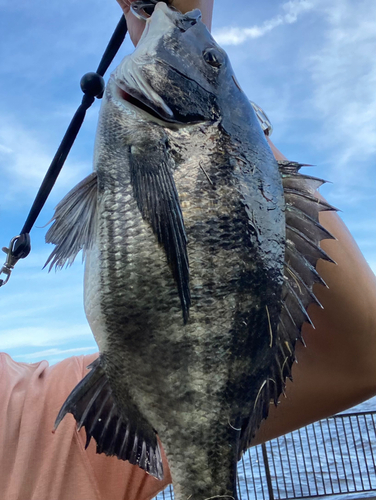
(54, 357, 164, 480)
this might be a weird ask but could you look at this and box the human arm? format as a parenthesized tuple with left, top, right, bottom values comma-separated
(253, 141, 376, 443)
(253, 211, 376, 443)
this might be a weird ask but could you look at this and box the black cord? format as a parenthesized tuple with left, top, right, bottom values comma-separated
(0, 15, 128, 284)
(20, 93, 95, 237)
(22, 15, 128, 237)
(97, 16, 128, 77)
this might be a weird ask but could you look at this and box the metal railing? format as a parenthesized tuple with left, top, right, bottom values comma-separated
(153, 411, 376, 500)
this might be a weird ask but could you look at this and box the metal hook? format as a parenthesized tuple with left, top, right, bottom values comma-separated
(130, 0, 159, 21)
(130, 1, 178, 21)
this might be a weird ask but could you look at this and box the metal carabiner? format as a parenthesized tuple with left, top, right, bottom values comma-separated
(130, 0, 159, 21)
(0, 236, 20, 287)
(0, 264, 12, 287)
(0, 234, 31, 287)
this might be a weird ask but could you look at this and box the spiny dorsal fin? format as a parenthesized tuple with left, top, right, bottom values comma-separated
(54, 357, 164, 479)
(45, 172, 98, 270)
(279, 161, 336, 321)
(130, 148, 190, 323)
(238, 161, 337, 454)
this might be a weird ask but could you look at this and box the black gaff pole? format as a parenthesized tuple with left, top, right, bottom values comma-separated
(0, 16, 128, 287)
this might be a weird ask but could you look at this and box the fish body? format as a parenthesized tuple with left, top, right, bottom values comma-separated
(48, 4, 335, 500)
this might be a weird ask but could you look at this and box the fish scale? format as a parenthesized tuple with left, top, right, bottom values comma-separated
(100, 113, 282, 499)
(47, 3, 336, 499)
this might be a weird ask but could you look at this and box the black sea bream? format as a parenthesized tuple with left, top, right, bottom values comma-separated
(48, 4, 335, 499)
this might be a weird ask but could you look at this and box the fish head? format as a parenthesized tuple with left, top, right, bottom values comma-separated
(110, 2, 263, 137)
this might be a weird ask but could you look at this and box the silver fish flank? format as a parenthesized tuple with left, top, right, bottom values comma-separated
(47, 4, 336, 500)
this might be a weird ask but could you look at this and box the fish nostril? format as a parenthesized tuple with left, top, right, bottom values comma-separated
(176, 19, 198, 32)
(175, 8, 201, 31)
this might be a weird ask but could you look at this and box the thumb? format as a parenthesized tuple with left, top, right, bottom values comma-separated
(116, 0, 147, 47)
(116, 0, 132, 15)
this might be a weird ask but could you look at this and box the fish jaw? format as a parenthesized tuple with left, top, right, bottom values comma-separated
(111, 2, 188, 122)
(111, 2, 223, 124)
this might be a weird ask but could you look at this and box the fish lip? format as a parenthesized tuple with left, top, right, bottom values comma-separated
(113, 78, 207, 126)
(113, 78, 183, 125)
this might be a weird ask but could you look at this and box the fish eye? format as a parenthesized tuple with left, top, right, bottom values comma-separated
(203, 48, 224, 68)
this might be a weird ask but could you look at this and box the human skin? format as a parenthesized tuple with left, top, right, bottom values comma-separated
(116, 0, 214, 45)
(255, 140, 376, 443)
(116, 0, 376, 444)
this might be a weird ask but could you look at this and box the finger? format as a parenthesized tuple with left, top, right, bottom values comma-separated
(116, 0, 132, 15)
(116, 0, 146, 46)
(116, 0, 214, 46)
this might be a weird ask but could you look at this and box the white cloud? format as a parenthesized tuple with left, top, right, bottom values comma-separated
(1, 283, 83, 322)
(11, 248, 55, 269)
(282, 0, 315, 21)
(213, 0, 314, 45)
(16, 346, 97, 360)
(0, 268, 86, 335)
(0, 143, 13, 154)
(213, 17, 283, 45)
(0, 118, 91, 204)
(346, 220, 376, 233)
(0, 324, 92, 350)
(306, 0, 376, 201)
(0, 122, 49, 182)
(0, 244, 93, 361)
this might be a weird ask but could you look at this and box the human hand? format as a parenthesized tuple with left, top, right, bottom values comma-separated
(116, 0, 214, 46)
(116, 0, 147, 46)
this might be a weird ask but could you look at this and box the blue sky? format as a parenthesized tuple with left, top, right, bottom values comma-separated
(0, 0, 375, 366)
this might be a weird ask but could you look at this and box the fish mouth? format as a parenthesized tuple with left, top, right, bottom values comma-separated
(114, 78, 206, 125)
(111, 3, 210, 125)
(115, 82, 176, 123)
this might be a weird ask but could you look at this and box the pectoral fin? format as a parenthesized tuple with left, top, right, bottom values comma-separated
(45, 172, 98, 270)
(130, 151, 190, 323)
(55, 357, 164, 479)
